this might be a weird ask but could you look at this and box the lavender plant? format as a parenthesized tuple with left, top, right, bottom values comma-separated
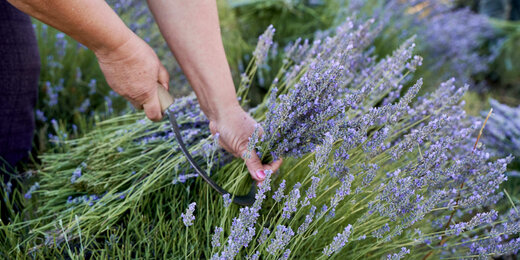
(345, 0, 495, 87)
(8, 19, 519, 260)
(483, 99, 520, 158)
(482, 99, 520, 178)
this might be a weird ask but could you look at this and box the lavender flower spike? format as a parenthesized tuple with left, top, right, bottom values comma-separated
(211, 226, 223, 248)
(301, 176, 320, 206)
(70, 167, 82, 183)
(244, 124, 262, 160)
(213, 171, 272, 260)
(298, 206, 317, 235)
(272, 179, 286, 202)
(267, 225, 295, 255)
(323, 224, 353, 256)
(387, 247, 410, 260)
(280, 249, 291, 260)
(258, 227, 271, 244)
(253, 24, 275, 66)
(222, 193, 232, 208)
(282, 182, 302, 219)
(24, 182, 40, 199)
(181, 202, 196, 227)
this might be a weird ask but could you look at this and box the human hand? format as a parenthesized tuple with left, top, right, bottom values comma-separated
(209, 105, 282, 183)
(94, 34, 170, 121)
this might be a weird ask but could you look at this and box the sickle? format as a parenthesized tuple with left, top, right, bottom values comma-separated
(156, 84, 256, 206)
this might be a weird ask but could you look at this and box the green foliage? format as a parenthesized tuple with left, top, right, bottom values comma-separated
(488, 19, 520, 87)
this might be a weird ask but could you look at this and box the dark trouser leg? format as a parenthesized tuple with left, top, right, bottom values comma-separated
(0, 0, 40, 223)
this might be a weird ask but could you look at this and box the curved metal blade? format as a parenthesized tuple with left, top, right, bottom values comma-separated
(166, 109, 256, 206)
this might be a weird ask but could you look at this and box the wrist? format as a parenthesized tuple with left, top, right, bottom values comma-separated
(92, 30, 137, 61)
(206, 97, 242, 123)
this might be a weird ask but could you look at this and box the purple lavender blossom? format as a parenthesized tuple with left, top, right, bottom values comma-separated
(70, 167, 82, 183)
(297, 205, 317, 235)
(45, 81, 59, 107)
(266, 225, 295, 255)
(223, 193, 232, 208)
(36, 109, 47, 122)
(280, 249, 291, 260)
(172, 173, 199, 185)
(310, 130, 337, 175)
(212, 226, 223, 248)
(253, 25, 275, 66)
(258, 227, 270, 244)
(372, 223, 391, 239)
(66, 193, 104, 206)
(244, 124, 262, 160)
(55, 32, 67, 57)
(387, 247, 410, 260)
(263, 19, 379, 159)
(272, 179, 286, 202)
(301, 176, 320, 206)
(88, 79, 97, 95)
(323, 224, 353, 256)
(458, 209, 520, 257)
(214, 171, 272, 259)
(330, 175, 354, 213)
(281, 182, 302, 219)
(104, 96, 113, 114)
(87, 195, 99, 206)
(181, 202, 196, 227)
(24, 182, 40, 199)
(78, 98, 90, 113)
(448, 210, 498, 236)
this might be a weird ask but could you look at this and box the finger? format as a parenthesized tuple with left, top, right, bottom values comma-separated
(142, 88, 163, 122)
(158, 64, 170, 90)
(264, 158, 283, 173)
(243, 150, 266, 182)
(255, 158, 283, 186)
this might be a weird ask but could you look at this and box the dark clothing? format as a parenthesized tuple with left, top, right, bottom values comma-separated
(0, 0, 40, 173)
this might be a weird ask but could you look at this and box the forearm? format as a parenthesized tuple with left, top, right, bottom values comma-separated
(147, 0, 239, 121)
(7, 0, 134, 55)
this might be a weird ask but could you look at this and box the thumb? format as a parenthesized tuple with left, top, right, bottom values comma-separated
(243, 149, 266, 182)
(158, 63, 170, 90)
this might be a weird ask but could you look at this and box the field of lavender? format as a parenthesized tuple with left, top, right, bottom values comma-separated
(2, 0, 520, 259)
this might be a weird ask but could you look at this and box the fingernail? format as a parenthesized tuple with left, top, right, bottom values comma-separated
(256, 170, 265, 179)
